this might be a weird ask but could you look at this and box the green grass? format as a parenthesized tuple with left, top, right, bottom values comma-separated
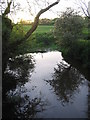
(82, 27, 90, 40)
(82, 28, 88, 34)
(35, 25, 54, 33)
(22, 25, 54, 33)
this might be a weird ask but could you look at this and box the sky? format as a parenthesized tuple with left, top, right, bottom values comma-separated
(7, 0, 90, 23)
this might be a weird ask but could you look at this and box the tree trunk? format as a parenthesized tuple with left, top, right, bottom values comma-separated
(9, 1, 60, 48)
(3, 0, 60, 71)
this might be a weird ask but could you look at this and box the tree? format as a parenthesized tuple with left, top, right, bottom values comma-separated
(75, 0, 90, 18)
(45, 62, 84, 106)
(39, 18, 51, 25)
(19, 19, 32, 25)
(3, 0, 60, 43)
(54, 8, 84, 48)
(75, 0, 90, 40)
(2, 0, 60, 72)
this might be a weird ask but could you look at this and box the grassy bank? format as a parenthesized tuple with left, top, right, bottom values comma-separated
(17, 32, 57, 54)
(22, 24, 54, 33)
(10, 24, 90, 69)
(10, 24, 57, 55)
(53, 13, 90, 69)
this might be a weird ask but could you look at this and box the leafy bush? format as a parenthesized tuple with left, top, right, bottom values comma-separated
(54, 8, 90, 68)
(2, 16, 13, 71)
(54, 8, 84, 47)
(62, 40, 90, 68)
(35, 32, 56, 46)
(9, 24, 25, 44)
(14, 32, 57, 55)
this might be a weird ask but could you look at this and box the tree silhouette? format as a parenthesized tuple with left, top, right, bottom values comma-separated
(46, 62, 85, 106)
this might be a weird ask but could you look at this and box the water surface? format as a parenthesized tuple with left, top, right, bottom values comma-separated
(3, 51, 89, 119)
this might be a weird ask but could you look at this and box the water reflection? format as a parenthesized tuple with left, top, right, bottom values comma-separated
(3, 54, 47, 119)
(3, 54, 35, 94)
(88, 82, 90, 119)
(4, 85, 47, 119)
(6, 54, 35, 84)
(46, 62, 86, 106)
(3, 51, 89, 118)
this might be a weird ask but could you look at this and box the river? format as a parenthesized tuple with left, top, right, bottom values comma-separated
(3, 51, 90, 119)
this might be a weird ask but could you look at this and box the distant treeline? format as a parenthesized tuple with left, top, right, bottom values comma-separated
(19, 18, 58, 25)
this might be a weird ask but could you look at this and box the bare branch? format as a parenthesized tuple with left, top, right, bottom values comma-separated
(10, 0, 60, 49)
(24, 1, 60, 39)
(3, 0, 12, 16)
(26, 0, 33, 16)
(75, 0, 90, 18)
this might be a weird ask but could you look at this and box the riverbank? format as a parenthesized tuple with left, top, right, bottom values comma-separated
(59, 40, 90, 70)
(15, 34, 90, 80)
(10, 24, 90, 74)
(62, 53, 90, 81)
(3, 51, 89, 118)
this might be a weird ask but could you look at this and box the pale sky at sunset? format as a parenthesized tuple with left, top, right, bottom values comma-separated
(7, 0, 90, 23)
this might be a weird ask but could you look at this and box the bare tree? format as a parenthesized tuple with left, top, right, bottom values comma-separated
(75, 0, 90, 18)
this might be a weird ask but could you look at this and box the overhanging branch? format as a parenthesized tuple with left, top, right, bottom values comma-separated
(3, 0, 12, 16)
(24, 0, 60, 40)
(10, 0, 60, 49)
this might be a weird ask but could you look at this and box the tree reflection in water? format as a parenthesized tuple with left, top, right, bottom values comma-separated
(4, 85, 47, 119)
(88, 82, 90, 119)
(46, 62, 85, 106)
(3, 54, 47, 119)
(3, 54, 35, 94)
(6, 54, 35, 84)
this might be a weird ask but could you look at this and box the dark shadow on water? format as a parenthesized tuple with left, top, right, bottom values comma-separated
(2, 54, 47, 119)
(63, 56, 90, 81)
(3, 54, 35, 96)
(2, 51, 90, 119)
(45, 62, 86, 106)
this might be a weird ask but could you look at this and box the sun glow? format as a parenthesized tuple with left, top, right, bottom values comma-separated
(10, 11, 34, 24)
(8, 0, 90, 24)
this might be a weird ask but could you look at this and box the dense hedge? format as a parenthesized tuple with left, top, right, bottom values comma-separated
(61, 40, 90, 68)
(15, 32, 57, 54)
(2, 16, 13, 72)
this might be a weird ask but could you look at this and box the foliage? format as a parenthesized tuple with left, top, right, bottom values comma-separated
(7, 23, 57, 55)
(82, 18, 90, 40)
(72, 40, 90, 68)
(54, 8, 90, 68)
(35, 32, 56, 46)
(19, 19, 32, 25)
(2, 16, 13, 48)
(61, 40, 90, 68)
(2, 16, 13, 72)
(39, 18, 58, 25)
(9, 24, 25, 44)
(2, 0, 60, 73)
(16, 32, 57, 54)
(54, 8, 84, 47)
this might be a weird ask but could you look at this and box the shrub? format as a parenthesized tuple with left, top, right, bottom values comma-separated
(54, 8, 84, 48)
(9, 24, 25, 44)
(35, 32, 56, 46)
